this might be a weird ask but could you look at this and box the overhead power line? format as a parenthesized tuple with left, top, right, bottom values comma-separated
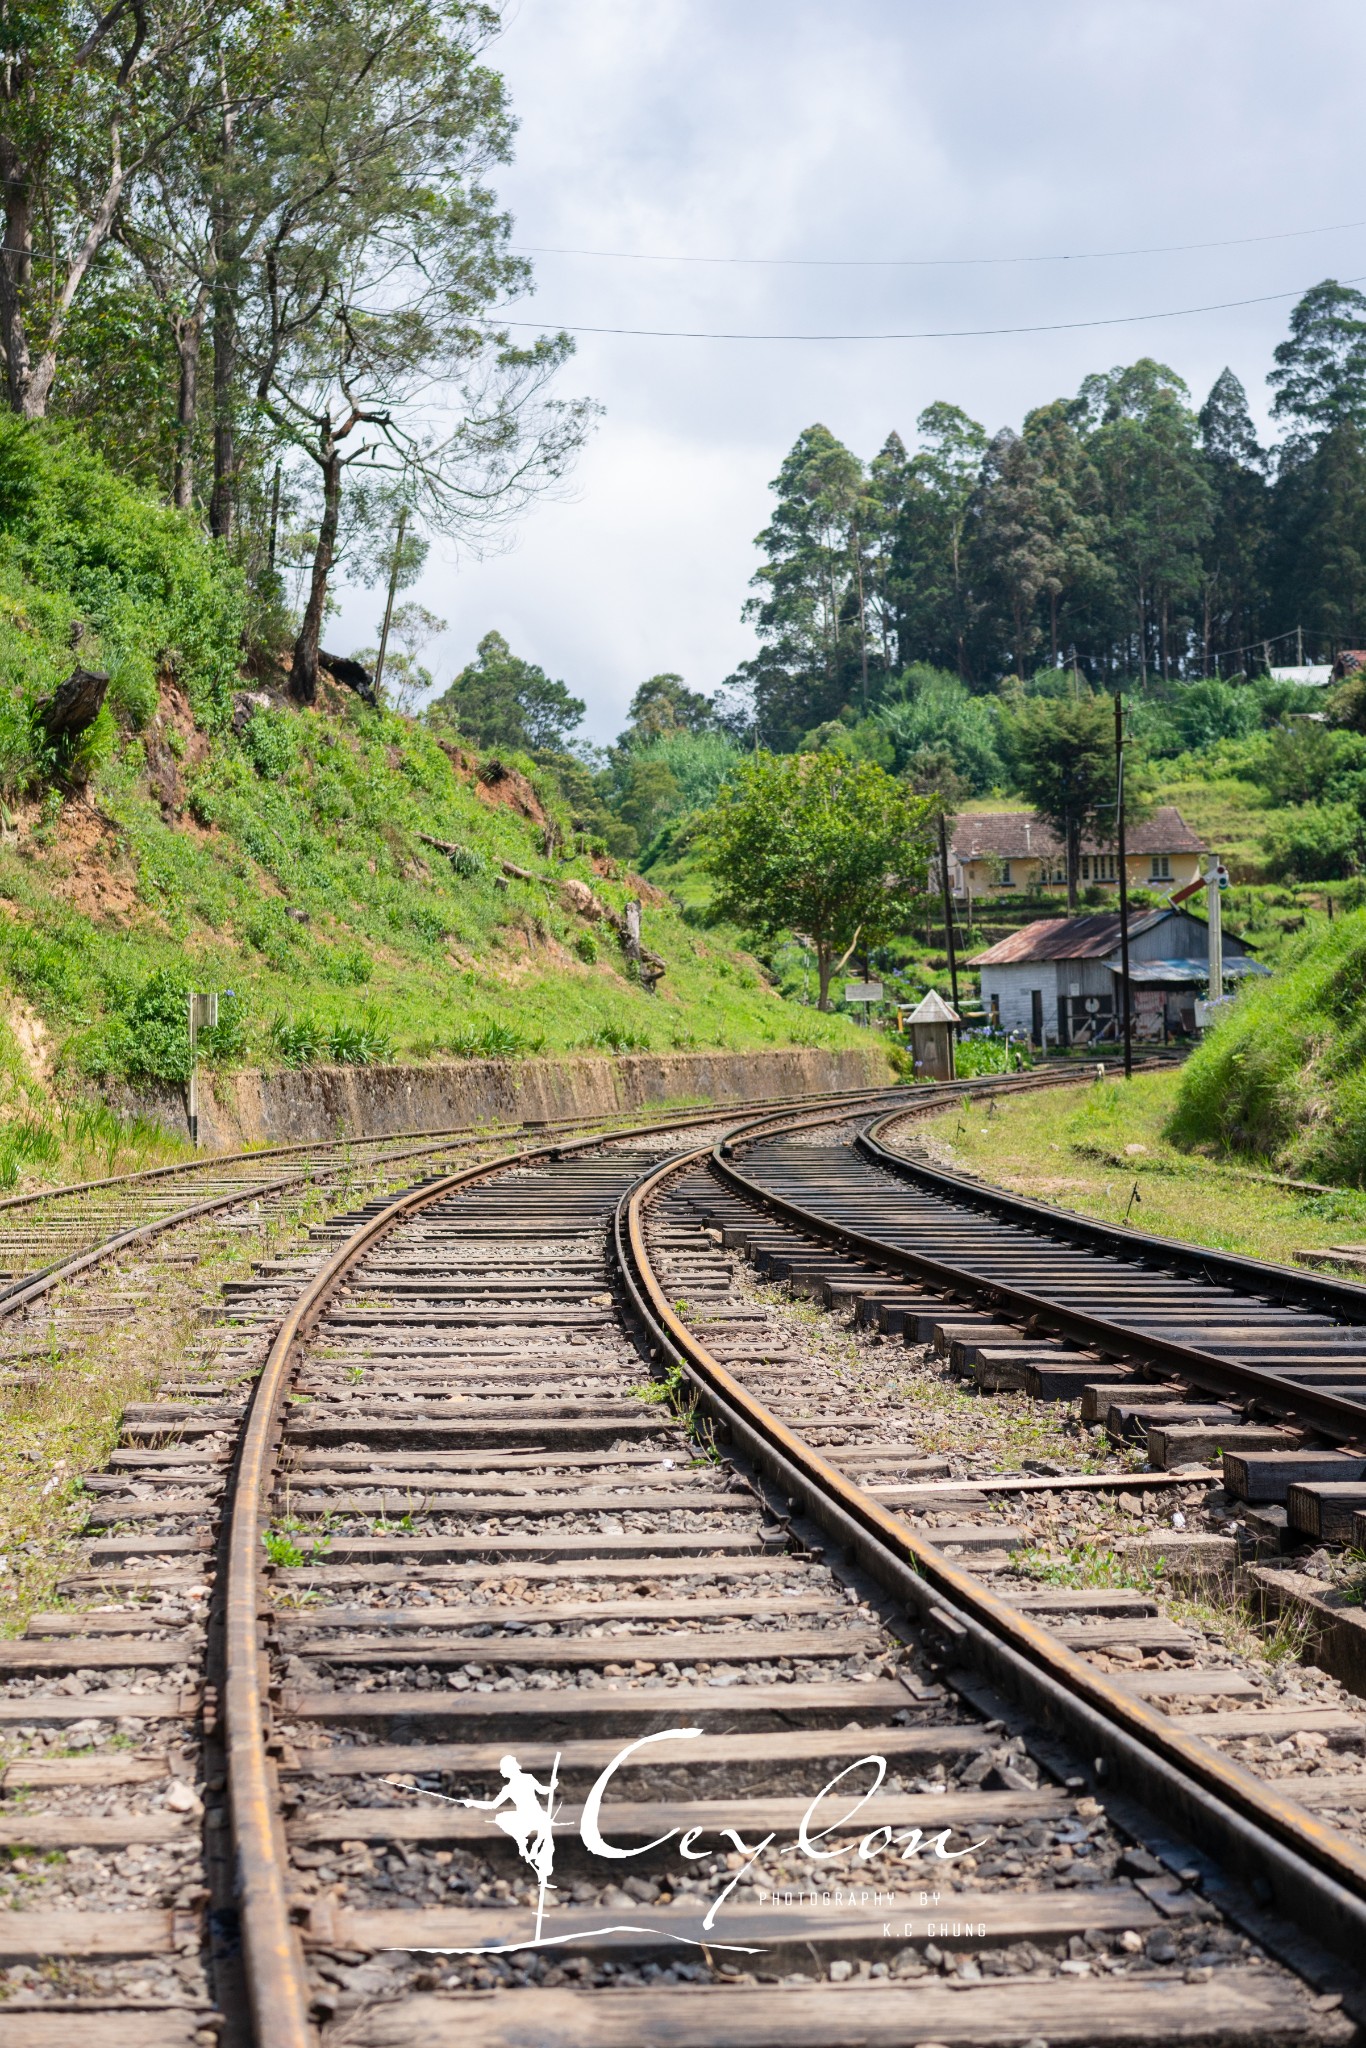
(493, 271, 1366, 344)
(512, 215, 1366, 271)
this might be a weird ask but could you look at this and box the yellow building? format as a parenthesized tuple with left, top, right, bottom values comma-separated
(948, 806, 1206, 901)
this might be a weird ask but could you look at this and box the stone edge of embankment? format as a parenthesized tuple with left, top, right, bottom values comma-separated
(99, 1044, 895, 1149)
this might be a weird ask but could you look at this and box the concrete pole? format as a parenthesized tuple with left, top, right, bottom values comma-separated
(187, 993, 199, 1149)
(1206, 854, 1223, 1003)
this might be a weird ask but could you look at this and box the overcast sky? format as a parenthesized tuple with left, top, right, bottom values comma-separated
(332, 0, 1366, 742)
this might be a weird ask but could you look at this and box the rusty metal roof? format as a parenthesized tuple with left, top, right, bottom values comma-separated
(969, 912, 1168, 965)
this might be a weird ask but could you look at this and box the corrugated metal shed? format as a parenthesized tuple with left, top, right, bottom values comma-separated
(970, 913, 1170, 965)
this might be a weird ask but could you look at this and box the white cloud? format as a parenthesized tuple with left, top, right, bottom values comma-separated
(331, 0, 1366, 737)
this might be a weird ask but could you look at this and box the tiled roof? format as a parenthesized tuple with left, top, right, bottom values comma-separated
(952, 806, 1206, 860)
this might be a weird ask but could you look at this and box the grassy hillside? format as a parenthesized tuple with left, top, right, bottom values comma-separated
(0, 421, 865, 1115)
(1170, 909, 1366, 1184)
(2, 702, 866, 1093)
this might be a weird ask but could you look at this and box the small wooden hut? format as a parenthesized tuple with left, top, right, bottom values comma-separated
(905, 988, 960, 1081)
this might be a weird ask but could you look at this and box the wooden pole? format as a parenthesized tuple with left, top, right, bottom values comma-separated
(937, 810, 960, 1012)
(1115, 692, 1133, 1079)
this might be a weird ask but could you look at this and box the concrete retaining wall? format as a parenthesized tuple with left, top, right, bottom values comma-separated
(105, 1044, 895, 1150)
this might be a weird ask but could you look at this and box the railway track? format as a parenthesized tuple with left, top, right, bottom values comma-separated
(0, 1095, 816, 1332)
(4, 1078, 1363, 2047)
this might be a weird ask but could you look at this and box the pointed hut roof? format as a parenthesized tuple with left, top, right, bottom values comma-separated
(905, 989, 960, 1026)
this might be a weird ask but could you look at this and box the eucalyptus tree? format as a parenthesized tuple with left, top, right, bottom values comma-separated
(1079, 360, 1212, 681)
(1197, 369, 1269, 672)
(240, 0, 593, 702)
(889, 402, 987, 679)
(740, 423, 876, 744)
(0, 0, 268, 419)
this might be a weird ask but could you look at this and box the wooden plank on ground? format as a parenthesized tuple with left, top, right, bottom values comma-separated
(330, 1973, 1347, 2047)
(309, 1882, 1166, 1958)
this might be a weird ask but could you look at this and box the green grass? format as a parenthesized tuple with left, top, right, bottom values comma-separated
(915, 1068, 1366, 1263)
(1171, 908, 1366, 1184)
(0, 697, 873, 1094)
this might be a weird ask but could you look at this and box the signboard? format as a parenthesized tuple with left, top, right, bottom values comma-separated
(844, 981, 883, 1005)
(1194, 994, 1234, 1030)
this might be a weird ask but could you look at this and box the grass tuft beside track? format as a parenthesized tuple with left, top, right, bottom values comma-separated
(910, 1068, 1366, 1268)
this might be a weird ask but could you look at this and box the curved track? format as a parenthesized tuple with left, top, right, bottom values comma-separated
(6, 1079, 1364, 2048)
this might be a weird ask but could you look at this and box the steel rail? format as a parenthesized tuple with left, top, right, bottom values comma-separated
(0, 1082, 921, 1331)
(862, 1105, 1366, 1322)
(614, 1143, 1366, 1976)
(712, 1133, 1366, 1447)
(218, 1079, 944, 2048)
(0, 1084, 826, 1218)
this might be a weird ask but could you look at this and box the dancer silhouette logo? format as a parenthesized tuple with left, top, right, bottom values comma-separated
(395, 1727, 987, 1960)
(461, 1754, 561, 1943)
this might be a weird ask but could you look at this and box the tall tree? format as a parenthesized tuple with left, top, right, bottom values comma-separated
(698, 750, 934, 1009)
(1081, 360, 1212, 681)
(239, 0, 594, 702)
(1020, 399, 1110, 666)
(429, 630, 585, 752)
(738, 423, 873, 746)
(1197, 368, 1268, 673)
(888, 401, 986, 678)
(0, 1, 263, 419)
(616, 674, 716, 748)
(1003, 689, 1116, 911)
(1271, 423, 1366, 653)
(1269, 280, 1366, 445)
(969, 428, 1056, 681)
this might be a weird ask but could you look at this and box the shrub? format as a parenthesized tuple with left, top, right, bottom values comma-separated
(320, 945, 373, 987)
(590, 1018, 651, 1053)
(573, 931, 598, 964)
(326, 1008, 394, 1064)
(1264, 802, 1366, 882)
(74, 964, 192, 1084)
(240, 710, 299, 781)
(269, 1012, 324, 1066)
(200, 988, 249, 1065)
(954, 1033, 1029, 1077)
(444, 1018, 540, 1060)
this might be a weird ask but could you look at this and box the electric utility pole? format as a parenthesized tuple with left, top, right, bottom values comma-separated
(936, 811, 960, 1012)
(1206, 853, 1224, 1002)
(1115, 692, 1133, 1079)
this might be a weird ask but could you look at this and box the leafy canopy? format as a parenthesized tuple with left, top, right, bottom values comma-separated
(698, 750, 934, 1008)
(429, 629, 585, 753)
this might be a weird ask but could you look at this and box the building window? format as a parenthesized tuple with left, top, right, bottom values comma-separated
(1150, 855, 1171, 880)
(999, 862, 1013, 886)
(1080, 856, 1090, 881)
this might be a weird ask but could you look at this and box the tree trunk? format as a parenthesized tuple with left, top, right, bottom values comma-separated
(816, 942, 834, 1011)
(209, 270, 236, 539)
(0, 150, 35, 416)
(173, 314, 203, 511)
(291, 443, 341, 703)
(208, 62, 239, 539)
(0, 121, 122, 419)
